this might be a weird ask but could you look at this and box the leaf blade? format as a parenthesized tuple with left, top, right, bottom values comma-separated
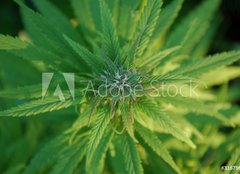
(121, 132, 143, 174)
(136, 123, 181, 174)
(99, 0, 120, 60)
(128, 0, 162, 65)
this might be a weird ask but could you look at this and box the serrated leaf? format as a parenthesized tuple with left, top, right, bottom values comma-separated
(165, 0, 220, 54)
(121, 132, 143, 174)
(109, 138, 129, 174)
(71, 0, 99, 36)
(169, 51, 240, 77)
(0, 78, 66, 100)
(16, 0, 66, 48)
(115, 0, 140, 41)
(143, 74, 196, 88)
(16, 0, 89, 71)
(50, 137, 87, 174)
(0, 84, 42, 100)
(128, 0, 162, 65)
(87, 110, 112, 166)
(0, 35, 28, 50)
(159, 96, 232, 126)
(168, 112, 204, 139)
(23, 135, 68, 174)
(148, 0, 184, 52)
(154, 0, 184, 37)
(121, 100, 136, 141)
(190, 20, 220, 58)
(0, 51, 40, 86)
(136, 123, 181, 174)
(8, 44, 78, 70)
(64, 35, 104, 74)
(99, 0, 120, 61)
(200, 67, 240, 86)
(32, 0, 83, 44)
(0, 95, 82, 117)
(138, 46, 181, 68)
(87, 128, 114, 174)
(135, 98, 196, 148)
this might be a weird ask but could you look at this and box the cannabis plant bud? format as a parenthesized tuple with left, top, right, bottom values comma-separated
(0, 0, 239, 173)
(98, 69, 142, 99)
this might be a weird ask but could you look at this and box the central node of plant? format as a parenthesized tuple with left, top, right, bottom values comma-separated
(96, 68, 142, 101)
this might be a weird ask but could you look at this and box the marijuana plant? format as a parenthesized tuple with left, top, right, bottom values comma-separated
(0, 0, 239, 173)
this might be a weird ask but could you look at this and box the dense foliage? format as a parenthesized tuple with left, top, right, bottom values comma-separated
(0, 0, 239, 173)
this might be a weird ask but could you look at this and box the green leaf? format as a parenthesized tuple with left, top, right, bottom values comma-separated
(190, 20, 220, 58)
(128, 0, 162, 65)
(148, 0, 184, 51)
(155, 0, 184, 37)
(135, 98, 196, 148)
(16, 0, 66, 48)
(64, 35, 104, 74)
(0, 35, 28, 50)
(87, 128, 114, 174)
(169, 113, 204, 139)
(23, 134, 68, 174)
(71, 0, 99, 36)
(169, 51, 240, 77)
(87, 110, 112, 165)
(121, 100, 136, 141)
(50, 137, 87, 174)
(200, 67, 240, 86)
(159, 96, 232, 126)
(32, 0, 83, 44)
(136, 123, 181, 174)
(0, 51, 40, 86)
(109, 138, 129, 174)
(16, 0, 88, 71)
(144, 74, 195, 88)
(115, 0, 140, 41)
(0, 78, 66, 100)
(99, 0, 120, 60)
(20, 1, 58, 50)
(121, 132, 143, 174)
(0, 84, 42, 100)
(138, 46, 181, 68)
(9, 44, 78, 70)
(0, 95, 82, 117)
(165, 0, 220, 55)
